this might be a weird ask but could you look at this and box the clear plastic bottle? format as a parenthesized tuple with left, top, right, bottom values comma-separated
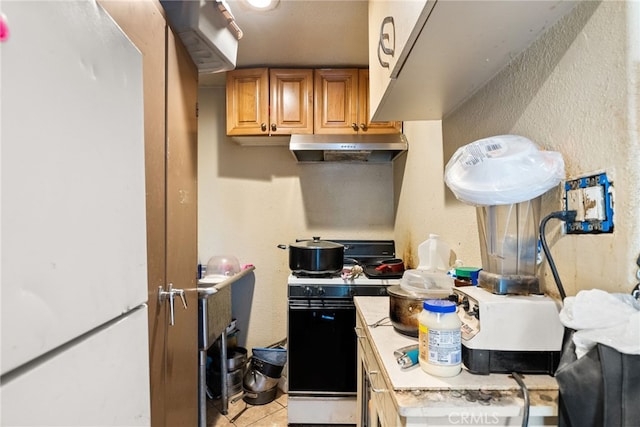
(418, 299, 462, 377)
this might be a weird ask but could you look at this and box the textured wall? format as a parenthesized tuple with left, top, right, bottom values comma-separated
(438, 0, 640, 296)
(393, 121, 482, 270)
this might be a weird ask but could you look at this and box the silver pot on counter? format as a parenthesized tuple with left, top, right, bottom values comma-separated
(388, 285, 452, 337)
(278, 237, 344, 275)
(388, 285, 424, 337)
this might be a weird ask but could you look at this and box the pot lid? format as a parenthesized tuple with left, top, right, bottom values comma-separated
(292, 237, 343, 249)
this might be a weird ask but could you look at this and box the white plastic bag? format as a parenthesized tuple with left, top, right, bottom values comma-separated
(444, 135, 565, 205)
(559, 289, 640, 358)
(400, 269, 453, 294)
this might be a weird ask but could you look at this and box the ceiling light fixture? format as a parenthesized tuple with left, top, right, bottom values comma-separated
(243, 0, 279, 11)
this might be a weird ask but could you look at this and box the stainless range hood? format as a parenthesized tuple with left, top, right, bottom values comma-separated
(289, 134, 408, 163)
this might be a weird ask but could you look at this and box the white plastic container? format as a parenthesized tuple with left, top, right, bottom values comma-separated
(443, 134, 565, 205)
(418, 299, 462, 377)
(417, 234, 451, 272)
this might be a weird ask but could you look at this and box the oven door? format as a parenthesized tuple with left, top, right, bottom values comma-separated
(288, 299, 357, 395)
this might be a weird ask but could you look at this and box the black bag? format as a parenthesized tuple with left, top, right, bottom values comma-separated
(556, 329, 640, 427)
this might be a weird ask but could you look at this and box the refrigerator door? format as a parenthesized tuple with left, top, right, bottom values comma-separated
(1, 0, 147, 374)
(1, 306, 151, 426)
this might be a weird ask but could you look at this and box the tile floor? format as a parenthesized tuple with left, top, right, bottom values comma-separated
(207, 390, 288, 427)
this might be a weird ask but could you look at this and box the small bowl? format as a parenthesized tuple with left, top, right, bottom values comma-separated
(206, 255, 240, 277)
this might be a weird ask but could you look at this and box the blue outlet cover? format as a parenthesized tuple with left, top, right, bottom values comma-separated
(564, 173, 614, 234)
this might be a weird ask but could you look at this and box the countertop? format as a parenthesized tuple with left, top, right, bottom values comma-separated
(354, 296, 559, 419)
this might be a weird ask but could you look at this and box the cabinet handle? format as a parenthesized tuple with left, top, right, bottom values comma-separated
(377, 16, 394, 69)
(271, 123, 277, 131)
(359, 123, 367, 131)
(368, 370, 386, 393)
(261, 123, 267, 132)
(379, 16, 395, 55)
(378, 43, 389, 69)
(351, 122, 359, 131)
(354, 326, 365, 339)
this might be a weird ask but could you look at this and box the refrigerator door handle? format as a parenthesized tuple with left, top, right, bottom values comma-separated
(158, 283, 188, 326)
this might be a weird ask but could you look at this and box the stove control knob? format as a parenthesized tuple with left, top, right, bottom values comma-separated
(317, 287, 326, 296)
(379, 287, 388, 295)
(304, 286, 313, 296)
(349, 288, 357, 296)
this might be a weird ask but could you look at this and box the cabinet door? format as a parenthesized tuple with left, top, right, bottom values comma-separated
(358, 69, 402, 134)
(226, 68, 269, 135)
(368, 0, 435, 121)
(314, 68, 359, 134)
(270, 69, 314, 135)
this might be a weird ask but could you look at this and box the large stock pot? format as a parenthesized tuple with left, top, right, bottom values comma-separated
(278, 237, 344, 275)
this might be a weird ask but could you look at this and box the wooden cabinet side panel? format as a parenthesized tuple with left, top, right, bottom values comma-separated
(165, 29, 199, 427)
(226, 68, 269, 135)
(314, 69, 359, 134)
(270, 69, 313, 135)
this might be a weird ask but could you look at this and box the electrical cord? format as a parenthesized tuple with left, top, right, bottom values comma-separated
(511, 372, 530, 427)
(537, 211, 577, 425)
(539, 210, 577, 301)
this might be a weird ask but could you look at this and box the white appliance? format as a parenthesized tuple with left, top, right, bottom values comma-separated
(1, 2, 150, 425)
(444, 136, 567, 374)
(453, 286, 564, 375)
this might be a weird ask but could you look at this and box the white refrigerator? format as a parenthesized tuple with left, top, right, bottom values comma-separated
(1, 1, 150, 425)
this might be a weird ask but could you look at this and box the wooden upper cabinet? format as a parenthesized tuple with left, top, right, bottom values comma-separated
(226, 68, 269, 135)
(314, 68, 400, 134)
(269, 69, 314, 135)
(227, 67, 400, 137)
(314, 69, 359, 134)
(226, 68, 313, 136)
